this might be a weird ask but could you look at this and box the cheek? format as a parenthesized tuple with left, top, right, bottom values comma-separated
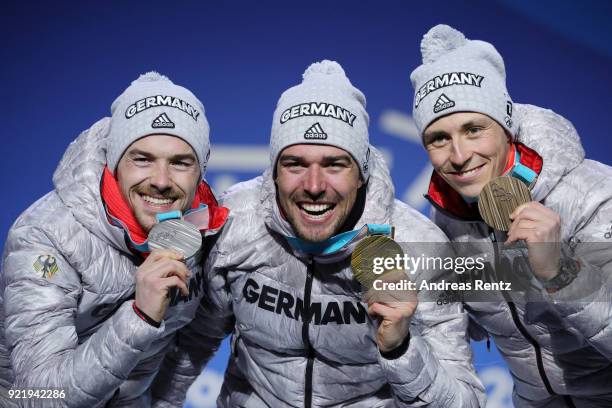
(427, 150, 447, 169)
(117, 174, 137, 198)
(118, 165, 150, 189)
(331, 176, 361, 203)
(179, 172, 201, 197)
(478, 133, 507, 158)
(276, 173, 301, 199)
(479, 145, 500, 159)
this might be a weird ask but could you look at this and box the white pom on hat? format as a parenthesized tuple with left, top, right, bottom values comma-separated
(131, 71, 171, 85)
(420, 24, 467, 64)
(302, 60, 347, 80)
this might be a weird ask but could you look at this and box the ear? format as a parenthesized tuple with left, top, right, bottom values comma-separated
(357, 176, 364, 189)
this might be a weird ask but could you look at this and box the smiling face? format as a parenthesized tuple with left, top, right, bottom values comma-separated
(116, 135, 201, 232)
(423, 112, 511, 198)
(275, 144, 363, 243)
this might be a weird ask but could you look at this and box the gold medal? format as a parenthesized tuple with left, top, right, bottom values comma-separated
(351, 235, 404, 289)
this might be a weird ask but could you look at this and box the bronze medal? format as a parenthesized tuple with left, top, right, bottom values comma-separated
(478, 175, 532, 231)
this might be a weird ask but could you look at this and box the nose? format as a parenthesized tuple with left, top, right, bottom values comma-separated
(149, 163, 171, 191)
(449, 137, 471, 170)
(303, 165, 326, 199)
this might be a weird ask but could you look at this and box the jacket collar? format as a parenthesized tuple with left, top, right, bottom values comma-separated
(425, 142, 543, 220)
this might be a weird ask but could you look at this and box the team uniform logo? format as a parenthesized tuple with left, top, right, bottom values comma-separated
(505, 100, 513, 128)
(151, 113, 175, 128)
(280, 102, 356, 127)
(242, 278, 367, 325)
(363, 147, 370, 173)
(304, 122, 327, 140)
(433, 93, 455, 113)
(125, 94, 200, 121)
(33, 255, 59, 279)
(414, 72, 484, 108)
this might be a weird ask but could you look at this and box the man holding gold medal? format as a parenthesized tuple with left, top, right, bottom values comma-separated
(411, 25, 612, 407)
(156, 60, 485, 407)
(0, 72, 228, 406)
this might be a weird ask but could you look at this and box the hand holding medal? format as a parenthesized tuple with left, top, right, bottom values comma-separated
(351, 234, 417, 353)
(478, 176, 562, 281)
(134, 211, 205, 324)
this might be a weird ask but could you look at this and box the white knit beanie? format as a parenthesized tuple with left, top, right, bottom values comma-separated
(106, 72, 210, 175)
(269, 60, 371, 180)
(411, 24, 516, 136)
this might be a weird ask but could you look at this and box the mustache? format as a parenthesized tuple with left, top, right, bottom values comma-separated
(134, 186, 181, 199)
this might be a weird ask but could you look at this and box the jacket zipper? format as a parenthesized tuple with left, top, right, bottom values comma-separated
(302, 259, 315, 408)
(489, 229, 577, 405)
(490, 230, 554, 393)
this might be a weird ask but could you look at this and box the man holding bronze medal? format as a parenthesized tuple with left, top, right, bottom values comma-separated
(411, 25, 612, 407)
(155, 60, 485, 407)
(0, 72, 228, 406)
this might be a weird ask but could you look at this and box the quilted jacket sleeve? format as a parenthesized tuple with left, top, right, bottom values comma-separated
(545, 187, 612, 360)
(2, 225, 164, 407)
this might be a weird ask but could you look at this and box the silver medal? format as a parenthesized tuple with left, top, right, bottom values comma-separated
(148, 219, 202, 259)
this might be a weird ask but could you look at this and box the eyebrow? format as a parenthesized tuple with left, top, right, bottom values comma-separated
(422, 130, 448, 144)
(321, 155, 352, 165)
(279, 154, 353, 164)
(170, 154, 197, 162)
(278, 155, 302, 162)
(128, 149, 154, 158)
(460, 120, 484, 130)
(128, 149, 196, 161)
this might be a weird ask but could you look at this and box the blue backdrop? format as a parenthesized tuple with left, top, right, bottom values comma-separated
(2, 1, 610, 407)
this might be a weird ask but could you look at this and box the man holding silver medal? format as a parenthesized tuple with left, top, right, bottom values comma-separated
(154, 60, 485, 407)
(411, 25, 612, 406)
(0, 72, 228, 406)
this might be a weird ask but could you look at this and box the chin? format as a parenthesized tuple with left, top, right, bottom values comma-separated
(134, 215, 156, 232)
(142, 223, 156, 233)
(460, 189, 480, 199)
(296, 226, 335, 243)
(297, 231, 330, 243)
(449, 182, 484, 199)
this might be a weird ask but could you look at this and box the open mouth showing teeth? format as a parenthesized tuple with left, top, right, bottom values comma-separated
(140, 194, 175, 206)
(299, 203, 335, 217)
